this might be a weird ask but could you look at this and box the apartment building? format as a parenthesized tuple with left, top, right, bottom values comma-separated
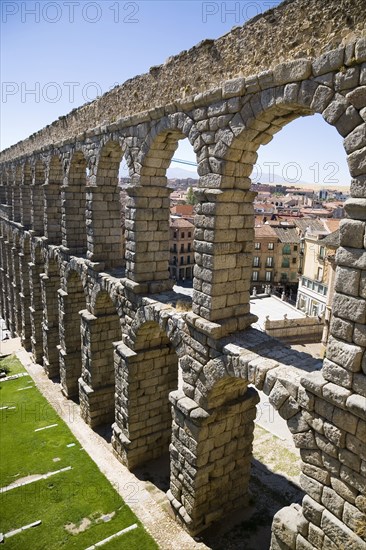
(169, 217, 194, 281)
(251, 224, 300, 295)
(252, 225, 277, 291)
(296, 227, 339, 317)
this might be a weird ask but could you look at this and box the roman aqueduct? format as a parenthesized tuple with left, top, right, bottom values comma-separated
(0, 0, 365, 547)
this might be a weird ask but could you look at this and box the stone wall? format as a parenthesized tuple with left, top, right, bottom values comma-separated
(264, 315, 324, 342)
(0, 1, 365, 547)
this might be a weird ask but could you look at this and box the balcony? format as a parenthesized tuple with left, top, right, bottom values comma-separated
(301, 276, 328, 296)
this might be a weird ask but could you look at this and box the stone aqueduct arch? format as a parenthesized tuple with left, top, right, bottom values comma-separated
(0, 1, 366, 547)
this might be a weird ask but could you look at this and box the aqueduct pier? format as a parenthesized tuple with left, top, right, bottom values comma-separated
(1, 0, 366, 547)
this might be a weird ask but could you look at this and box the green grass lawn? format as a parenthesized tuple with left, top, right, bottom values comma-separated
(0, 355, 158, 549)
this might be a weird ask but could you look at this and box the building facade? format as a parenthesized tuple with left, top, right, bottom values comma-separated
(251, 223, 300, 296)
(296, 229, 339, 317)
(169, 217, 194, 281)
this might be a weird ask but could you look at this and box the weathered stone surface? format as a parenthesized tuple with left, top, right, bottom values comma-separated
(302, 494, 325, 525)
(312, 48, 344, 76)
(339, 219, 365, 248)
(344, 198, 366, 221)
(351, 174, 366, 198)
(335, 266, 361, 297)
(330, 317, 354, 343)
(274, 59, 312, 85)
(344, 123, 366, 155)
(346, 393, 366, 419)
(293, 431, 317, 449)
(222, 77, 245, 99)
(356, 495, 366, 514)
(343, 501, 366, 536)
(301, 371, 327, 396)
(332, 292, 366, 324)
(322, 382, 352, 409)
(353, 372, 366, 397)
(326, 336, 363, 372)
(300, 473, 323, 502)
(355, 37, 366, 63)
(302, 462, 330, 485)
(296, 534, 312, 550)
(322, 453, 341, 476)
(269, 380, 290, 409)
(331, 477, 358, 504)
(321, 509, 366, 550)
(322, 486, 345, 518)
(346, 87, 366, 110)
(272, 504, 303, 548)
(322, 358, 353, 389)
(308, 522, 325, 548)
(348, 146, 366, 177)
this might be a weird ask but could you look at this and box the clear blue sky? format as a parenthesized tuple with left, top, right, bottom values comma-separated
(1, 0, 349, 186)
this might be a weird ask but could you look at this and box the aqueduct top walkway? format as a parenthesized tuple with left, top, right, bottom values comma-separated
(0, 0, 366, 547)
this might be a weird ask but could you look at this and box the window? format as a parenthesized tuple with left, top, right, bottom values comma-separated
(187, 255, 191, 265)
(253, 256, 260, 267)
(174, 230, 178, 239)
(180, 257, 184, 265)
(265, 271, 272, 282)
(282, 258, 290, 268)
(173, 244, 177, 253)
(292, 257, 297, 264)
(254, 242, 261, 250)
(181, 232, 185, 239)
(252, 271, 259, 281)
(294, 245, 298, 251)
(281, 273, 288, 281)
(319, 246, 325, 259)
(188, 232, 191, 238)
(268, 242, 274, 250)
(187, 243, 191, 252)
(180, 244, 184, 252)
(282, 244, 291, 255)
(266, 257, 273, 267)
(317, 267, 323, 281)
(290, 272, 297, 280)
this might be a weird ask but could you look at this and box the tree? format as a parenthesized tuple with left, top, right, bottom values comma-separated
(186, 186, 197, 205)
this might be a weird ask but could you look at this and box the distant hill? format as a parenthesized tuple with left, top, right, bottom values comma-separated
(253, 171, 308, 186)
(167, 166, 198, 179)
(254, 169, 350, 189)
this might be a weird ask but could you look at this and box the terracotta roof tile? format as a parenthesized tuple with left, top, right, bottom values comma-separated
(170, 218, 194, 228)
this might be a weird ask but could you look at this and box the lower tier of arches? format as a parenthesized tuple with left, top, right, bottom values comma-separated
(0, 226, 365, 550)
